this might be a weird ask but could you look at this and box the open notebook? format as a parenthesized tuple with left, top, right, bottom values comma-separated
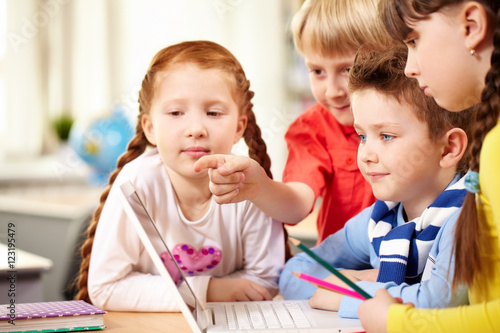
(118, 180, 364, 333)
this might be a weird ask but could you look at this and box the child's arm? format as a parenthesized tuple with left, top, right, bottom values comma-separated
(359, 289, 500, 333)
(308, 269, 378, 311)
(207, 278, 273, 302)
(279, 207, 374, 299)
(310, 210, 467, 318)
(357, 289, 403, 333)
(88, 195, 187, 311)
(194, 154, 315, 223)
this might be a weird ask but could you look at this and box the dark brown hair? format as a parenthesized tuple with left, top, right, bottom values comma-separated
(75, 40, 291, 303)
(349, 43, 475, 174)
(379, 0, 500, 289)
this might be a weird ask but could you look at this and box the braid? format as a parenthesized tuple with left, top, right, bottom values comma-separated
(76, 41, 296, 301)
(243, 109, 273, 178)
(74, 39, 179, 302)
(75, 125, 150, 303)
(453, 6, 500, 290)
(241, 90, 293, 261)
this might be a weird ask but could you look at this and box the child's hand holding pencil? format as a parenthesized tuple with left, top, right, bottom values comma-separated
(292, 272, 366, 301)
(288, 237, 372, 300)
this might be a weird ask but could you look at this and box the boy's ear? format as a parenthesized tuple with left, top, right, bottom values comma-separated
(233, 115, 248, 144)
(142, 114, 157, 146)
(440, 128, 468, 169)
(461, 2, 489, 51)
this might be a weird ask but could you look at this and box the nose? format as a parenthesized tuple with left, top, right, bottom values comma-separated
(358, 140, 378, 164)
(325, 75, 347, 100)
(184, 115, 208, 138)
(404, 50, 419, 78)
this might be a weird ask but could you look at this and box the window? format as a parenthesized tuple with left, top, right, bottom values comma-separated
(0, 1, 288, 179)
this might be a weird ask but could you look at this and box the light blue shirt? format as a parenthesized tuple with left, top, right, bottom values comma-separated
(279, 180, 468, 318)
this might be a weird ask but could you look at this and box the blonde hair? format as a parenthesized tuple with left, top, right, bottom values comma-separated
(291, 0, 392, 56)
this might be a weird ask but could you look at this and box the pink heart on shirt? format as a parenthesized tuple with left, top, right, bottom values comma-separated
(160, 244, 222, 283)
(174, 244, 222, 274)
(160, 252, 183, 285)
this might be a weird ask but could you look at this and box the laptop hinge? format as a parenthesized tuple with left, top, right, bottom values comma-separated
(203, 307, 214, 325)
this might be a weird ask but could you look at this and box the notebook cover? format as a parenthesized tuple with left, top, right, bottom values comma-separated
(0, 301, 106, 321)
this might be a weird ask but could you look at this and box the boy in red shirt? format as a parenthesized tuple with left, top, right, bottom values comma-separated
(195, 0, 391, 242)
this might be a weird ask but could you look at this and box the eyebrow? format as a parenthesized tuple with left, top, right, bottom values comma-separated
(354, 122, 401, 131)
(304, 60, 321, 68)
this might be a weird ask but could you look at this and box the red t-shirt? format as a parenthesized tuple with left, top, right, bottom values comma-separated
(283, 103, 375, 243)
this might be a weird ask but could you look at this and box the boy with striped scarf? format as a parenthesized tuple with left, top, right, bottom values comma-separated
(278, 44, 476, 318)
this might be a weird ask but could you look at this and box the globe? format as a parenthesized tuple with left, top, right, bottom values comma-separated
(69, 105, 135, 185)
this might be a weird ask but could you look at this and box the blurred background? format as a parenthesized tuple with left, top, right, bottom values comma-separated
(0, 0, 316, 302)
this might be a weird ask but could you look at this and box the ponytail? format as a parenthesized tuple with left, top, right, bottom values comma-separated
(453, 6, 500, 290)
(75, 46, 161, 301)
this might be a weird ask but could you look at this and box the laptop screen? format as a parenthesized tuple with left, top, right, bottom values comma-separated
(120, 181, 207, 328)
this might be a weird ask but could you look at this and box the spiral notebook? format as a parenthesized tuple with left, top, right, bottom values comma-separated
(118, 180, 364, 333)
(0, 300, 105, 333)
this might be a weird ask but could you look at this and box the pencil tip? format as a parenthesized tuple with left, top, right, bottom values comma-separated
(288, 237, 300, 246)
(292, 272, 299, 277)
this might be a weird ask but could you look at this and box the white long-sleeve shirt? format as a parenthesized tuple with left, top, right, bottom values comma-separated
(88, 148, 285, 311)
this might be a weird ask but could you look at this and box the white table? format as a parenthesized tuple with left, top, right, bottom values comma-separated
(0, 243, 53, 303)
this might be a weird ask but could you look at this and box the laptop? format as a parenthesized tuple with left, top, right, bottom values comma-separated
(118, 180, 364, 332)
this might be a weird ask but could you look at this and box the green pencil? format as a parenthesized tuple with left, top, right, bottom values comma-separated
(288, 237, 372, 299)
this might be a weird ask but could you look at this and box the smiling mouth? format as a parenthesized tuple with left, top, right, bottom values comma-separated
(368, 173, 388, 181)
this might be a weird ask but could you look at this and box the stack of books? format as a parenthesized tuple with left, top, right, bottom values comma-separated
(0, 300, 106, 333)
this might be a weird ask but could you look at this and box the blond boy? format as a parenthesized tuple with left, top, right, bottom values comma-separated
(195, 0, 392, 242)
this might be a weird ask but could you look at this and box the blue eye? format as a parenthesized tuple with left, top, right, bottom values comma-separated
(358, 134, 366, 143)
(382, 134, 393, 141)
(404, 38, 417, 48)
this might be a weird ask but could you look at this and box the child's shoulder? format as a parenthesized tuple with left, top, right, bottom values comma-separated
(484, 121, 500, 144)
(480, 122, 500, 172)
(296, 103, 329, 120)
(119, 148, 164, 182)
(112, 148, 172, 202)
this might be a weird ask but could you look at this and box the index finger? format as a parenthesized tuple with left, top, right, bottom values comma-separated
(193, 155, 228, 173)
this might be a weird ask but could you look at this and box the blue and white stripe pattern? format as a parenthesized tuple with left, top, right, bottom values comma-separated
(368, 176, 467, 284)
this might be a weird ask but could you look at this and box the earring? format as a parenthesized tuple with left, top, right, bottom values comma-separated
(469, 48, 476, 56)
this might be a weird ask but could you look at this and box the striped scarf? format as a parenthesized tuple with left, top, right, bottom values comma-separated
(368, 175, 467, 284)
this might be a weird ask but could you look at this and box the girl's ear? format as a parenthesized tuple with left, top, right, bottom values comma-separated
(142, 114, 157, 146)
(439, 128, 468, 169)
(461, 2, 489, 51)
(233, 115, 248, 144)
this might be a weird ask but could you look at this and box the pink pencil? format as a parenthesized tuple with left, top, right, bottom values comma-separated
(292, 272, 366, 301)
